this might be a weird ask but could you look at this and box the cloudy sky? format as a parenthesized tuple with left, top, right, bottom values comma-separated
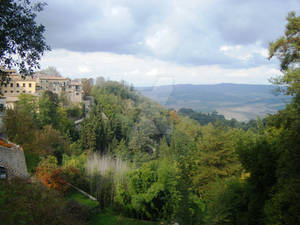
(37, 0, 300, 86)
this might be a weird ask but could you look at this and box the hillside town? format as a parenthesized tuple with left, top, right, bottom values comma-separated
(0, 68, 84, 109)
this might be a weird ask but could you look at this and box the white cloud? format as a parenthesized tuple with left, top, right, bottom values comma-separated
(78, 65, 91, 73)
(145, 28, 179, 56)
(40, 49, 280, 87)
(220, 43, 269, 62)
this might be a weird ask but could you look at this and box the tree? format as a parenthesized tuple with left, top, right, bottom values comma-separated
(39, 66, 61, 77)
(268, 11, 300, 96)
(38, 91, 59, 127)
(82, 78, 93, 96)
(0, 0, 50, 80)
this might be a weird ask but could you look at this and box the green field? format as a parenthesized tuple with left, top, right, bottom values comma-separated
(66, 190, 99, 208)
(89, 209, 159, 225)
(66, 191, 158, 225)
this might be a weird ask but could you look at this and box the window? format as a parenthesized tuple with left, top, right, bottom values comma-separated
(0, 167, 7, 180)
(10, 90, 13, 93)
(76, 92, 79, 95)
(17, 83, 19, 87)
(4, 91, 7, 93)
(23, 83, 25, 87)
(10, 83, 13, 87)
(23, 91, 26, 93)
(29, 83, 32, 87)
(4, 84, 7, 87)
(17, 90, 19, 93)
(29, 91, 31, 93)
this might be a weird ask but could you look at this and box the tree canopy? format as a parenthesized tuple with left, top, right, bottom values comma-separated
(0, 0, 50, 79)
(269, 11, 300, 96)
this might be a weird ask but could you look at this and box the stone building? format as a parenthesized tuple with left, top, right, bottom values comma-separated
(0, 70, 83, 108)
(37, 75, 69, 95)
(0, 69, 38, 108)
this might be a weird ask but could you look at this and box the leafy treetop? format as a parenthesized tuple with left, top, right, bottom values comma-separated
(0, 0, 50, 78)
(269, 11, 300, 96)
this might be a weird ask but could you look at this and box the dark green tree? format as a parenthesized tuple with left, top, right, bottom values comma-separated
(0, 0, 50, 80)
(268, 11, 300, 96)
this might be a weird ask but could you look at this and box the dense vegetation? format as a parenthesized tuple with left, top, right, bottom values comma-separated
(1, 11, 299, 225)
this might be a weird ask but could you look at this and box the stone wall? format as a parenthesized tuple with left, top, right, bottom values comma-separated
(0, 146, 30, 179)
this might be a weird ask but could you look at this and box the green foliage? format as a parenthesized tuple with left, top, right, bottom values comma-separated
(4, 105, 37, 145)
(191, 124, 243, 196)
(0, 0, 50, 77)
(204, 179, 249, 225)
(115, 160, 180, 221)
(0, 178, 86, 225)
(24, 150, 40, 174)
(38, 91, 60, 127)
(80, 109, 110, 152)
(269, 11, 300, 96)
(66, 190, 99, 208)
(89, 208, 159, 225)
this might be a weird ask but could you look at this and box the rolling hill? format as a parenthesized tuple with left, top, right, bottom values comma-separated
(137, 83, 291, 121)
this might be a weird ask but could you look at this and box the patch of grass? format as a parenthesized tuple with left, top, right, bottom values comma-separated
(66, 190, 99, 208)
(24, 151, 40, 174)
(89, 209, 159, 225)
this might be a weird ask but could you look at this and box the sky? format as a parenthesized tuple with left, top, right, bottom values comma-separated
(37, 0, 300, 87)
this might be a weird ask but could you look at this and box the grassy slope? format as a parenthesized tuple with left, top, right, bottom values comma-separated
(67, 191, 158, 225)
(66, 190, 99, 208)
(89, 209, 159, 225)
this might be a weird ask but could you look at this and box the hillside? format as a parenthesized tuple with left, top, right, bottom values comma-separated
(137, 83, 291, 121)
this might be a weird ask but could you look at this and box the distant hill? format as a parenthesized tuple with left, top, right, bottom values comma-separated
(137, 83, 291, 121)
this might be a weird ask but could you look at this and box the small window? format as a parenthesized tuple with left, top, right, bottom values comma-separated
(23, 83, 25, 87)
(23, 90, 25, 93)
(17, 90, 19, 93)
(10, 90, 13, 93)
(29, 91, 31, 93)
(17, 83, 19, 87)
(4, 84, 7, 87)
(76, 92, 79, 96)
(10, 83, 13, 87)
(0, 166, 7, 180)
(4, 91, 7, 93)
(29, 83, 32, 87)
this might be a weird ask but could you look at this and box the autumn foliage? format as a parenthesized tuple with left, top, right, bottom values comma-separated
(36, 156, 69, 193)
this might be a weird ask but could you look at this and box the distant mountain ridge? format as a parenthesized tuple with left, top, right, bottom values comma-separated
(137, 83, 291, 121)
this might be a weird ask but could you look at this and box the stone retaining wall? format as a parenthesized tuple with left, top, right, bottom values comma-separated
(0, 146, 30, 179)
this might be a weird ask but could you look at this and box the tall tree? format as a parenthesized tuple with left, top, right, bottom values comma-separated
(0, 0, 50, 80)
(268, 11, 300, 97)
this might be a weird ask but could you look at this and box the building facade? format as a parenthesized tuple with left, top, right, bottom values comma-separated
(0, 70, 83, 108)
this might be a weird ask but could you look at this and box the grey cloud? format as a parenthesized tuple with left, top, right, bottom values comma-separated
(212, 0, 300, 46)
(37, 0, 300, 67)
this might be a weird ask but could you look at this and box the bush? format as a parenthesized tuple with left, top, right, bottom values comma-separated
(0, 178, 87, 225)
(115, 160, 180, 222)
